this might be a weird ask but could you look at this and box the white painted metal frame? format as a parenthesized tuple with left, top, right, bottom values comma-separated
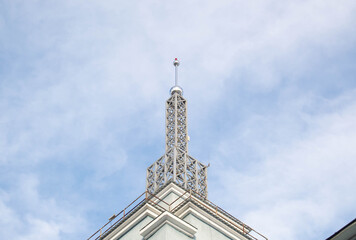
(147, 91, 208, 198)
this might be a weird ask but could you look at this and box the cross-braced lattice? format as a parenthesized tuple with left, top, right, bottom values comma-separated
(146, 90, 208, 198)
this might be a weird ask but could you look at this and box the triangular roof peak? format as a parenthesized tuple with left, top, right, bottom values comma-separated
(140, 211, 197, 239)
(88, 182, 267, 240)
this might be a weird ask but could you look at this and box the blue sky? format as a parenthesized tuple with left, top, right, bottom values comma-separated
(1, 1, 356, 239)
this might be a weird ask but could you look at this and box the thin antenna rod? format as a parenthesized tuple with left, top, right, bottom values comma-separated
(175, 64, 178, 86)
(173, 58, 180, 86)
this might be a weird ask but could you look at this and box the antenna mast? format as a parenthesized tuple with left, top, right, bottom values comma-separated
(146, 58, 208, 198)
(170, 58, 183, 95)
(174, 58, 180, 86)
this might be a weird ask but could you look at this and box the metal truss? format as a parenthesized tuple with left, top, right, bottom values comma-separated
(146, 91, 208, 199)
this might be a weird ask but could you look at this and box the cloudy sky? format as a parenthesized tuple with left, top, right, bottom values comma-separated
(1, 0, 356, 239)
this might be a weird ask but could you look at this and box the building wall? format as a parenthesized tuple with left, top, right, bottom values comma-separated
(160, 191, 185, 210)
(117, 216, 153, 240)
(184, 213, 233, 240)
(103, 184, 249, 240)
(147, 223, 193, 240)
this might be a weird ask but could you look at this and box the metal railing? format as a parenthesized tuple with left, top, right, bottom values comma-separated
(88, 187, 268, 240)
(87, 191, 169, 240)
(170, 189, 267, 240)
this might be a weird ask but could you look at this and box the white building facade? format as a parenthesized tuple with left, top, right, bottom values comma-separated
(88, 59, 267, 240)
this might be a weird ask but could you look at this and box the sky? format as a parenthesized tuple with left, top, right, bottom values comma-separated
(0, 0, 356, 239)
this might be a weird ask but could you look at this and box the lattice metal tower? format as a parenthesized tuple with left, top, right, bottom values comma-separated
(146, 58, 208, 198)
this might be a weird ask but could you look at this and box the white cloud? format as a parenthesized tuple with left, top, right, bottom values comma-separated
(137, 0, 356, 92)
(17, 217, 61, 240)
(1, 0, 356, 239)
(0, 175, 87, 240)
(212, 90, 356, 239)
(0, 174, 87, 239)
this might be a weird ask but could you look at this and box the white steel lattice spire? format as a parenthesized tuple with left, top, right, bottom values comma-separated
(146, 58, 208, 198)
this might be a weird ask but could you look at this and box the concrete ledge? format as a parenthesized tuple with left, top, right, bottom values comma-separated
(140, 211, 197, 239)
